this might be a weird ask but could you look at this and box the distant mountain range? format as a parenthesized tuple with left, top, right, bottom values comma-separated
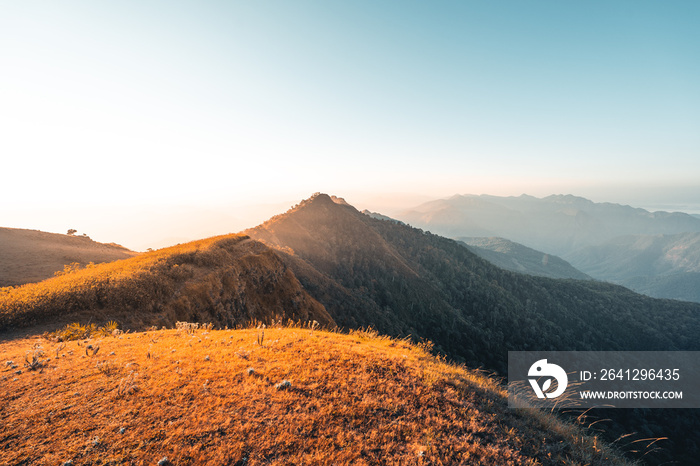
(397, 194, 700, 302)
(0, 227, 137, 287)
(11, 195, 699, 363)
(567, 232, 700, 301)
(400, 194, 700, 254)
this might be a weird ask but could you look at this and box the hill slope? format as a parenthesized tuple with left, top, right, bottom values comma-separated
(456, 237, 591, 280)
(0, 326, 632, 466)
(0, 227, 138, 287)
(0, 234, 332, 331)
(360, 211, 591, 280)
(568, 232, 700, 302)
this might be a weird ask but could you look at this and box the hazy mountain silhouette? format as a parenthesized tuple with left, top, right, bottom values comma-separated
(360, 211, 588, 280)
(359, 212, 589, 280)
(361, 209, 406, 225)
(399, 194, 700, 256)
(457, 237, 591, 280)
(568, 232, 700, 302)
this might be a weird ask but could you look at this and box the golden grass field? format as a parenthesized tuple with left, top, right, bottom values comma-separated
(0, 324, 634, 466)
(0, 227, 137, 287)
(0, 233, 332, 331)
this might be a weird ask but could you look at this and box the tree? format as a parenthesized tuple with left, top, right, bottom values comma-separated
(67, 229, 77, 236)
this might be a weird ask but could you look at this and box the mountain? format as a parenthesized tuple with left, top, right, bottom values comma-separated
(0, 327, 631, 466)
(0, 227, 138, 287)
(568, 232, 700, 302)
(0, 233, 332, 331)
(456, 236, 591, 280)
(398, 194, 700, 303)
(246, 193, 700, 464)
(247, 194, 700, 366)
(398, 194, 700, 257)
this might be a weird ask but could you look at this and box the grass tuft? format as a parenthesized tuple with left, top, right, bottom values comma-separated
(24, 344, 48, 372)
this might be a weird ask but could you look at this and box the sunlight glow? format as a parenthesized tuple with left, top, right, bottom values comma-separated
(2, 1, 699, 249)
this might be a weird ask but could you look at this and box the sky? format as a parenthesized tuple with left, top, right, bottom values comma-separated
(2, 1, 699, 250)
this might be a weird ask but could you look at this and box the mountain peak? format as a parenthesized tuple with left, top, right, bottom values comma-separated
(297, 192, 333, 207)
(255, 194, 352, 229)
(296, 193, 353, 209)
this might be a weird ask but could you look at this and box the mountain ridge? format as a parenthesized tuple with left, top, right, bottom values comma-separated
(457, 236, 592, 280)
(568, 232, 700, 301)
(0, 233, 333, 332)
(245, 193, 700, 464)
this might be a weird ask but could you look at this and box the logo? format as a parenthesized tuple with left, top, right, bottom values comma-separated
(528, 359, 568, 399)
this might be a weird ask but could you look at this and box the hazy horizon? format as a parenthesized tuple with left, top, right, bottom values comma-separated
(2, 1, 699, 250)
(4, 189, 700, 252)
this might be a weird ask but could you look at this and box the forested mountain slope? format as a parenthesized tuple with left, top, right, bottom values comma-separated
(248, 194, 700, 372)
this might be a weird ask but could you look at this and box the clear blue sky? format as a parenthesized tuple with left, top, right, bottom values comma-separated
(2, 1, 699, 249)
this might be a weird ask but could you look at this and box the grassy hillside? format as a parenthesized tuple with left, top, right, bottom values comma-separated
(0, 234, 332, 331)
(0, 227, 137, 287)
(0, 325, 633, 466)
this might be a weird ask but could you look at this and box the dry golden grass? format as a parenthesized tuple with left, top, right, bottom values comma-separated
(0, 227, 137, 287)
(0, 234, 238, 322)
(0, 325, 634, 465)
(0, 234, 332, 331)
